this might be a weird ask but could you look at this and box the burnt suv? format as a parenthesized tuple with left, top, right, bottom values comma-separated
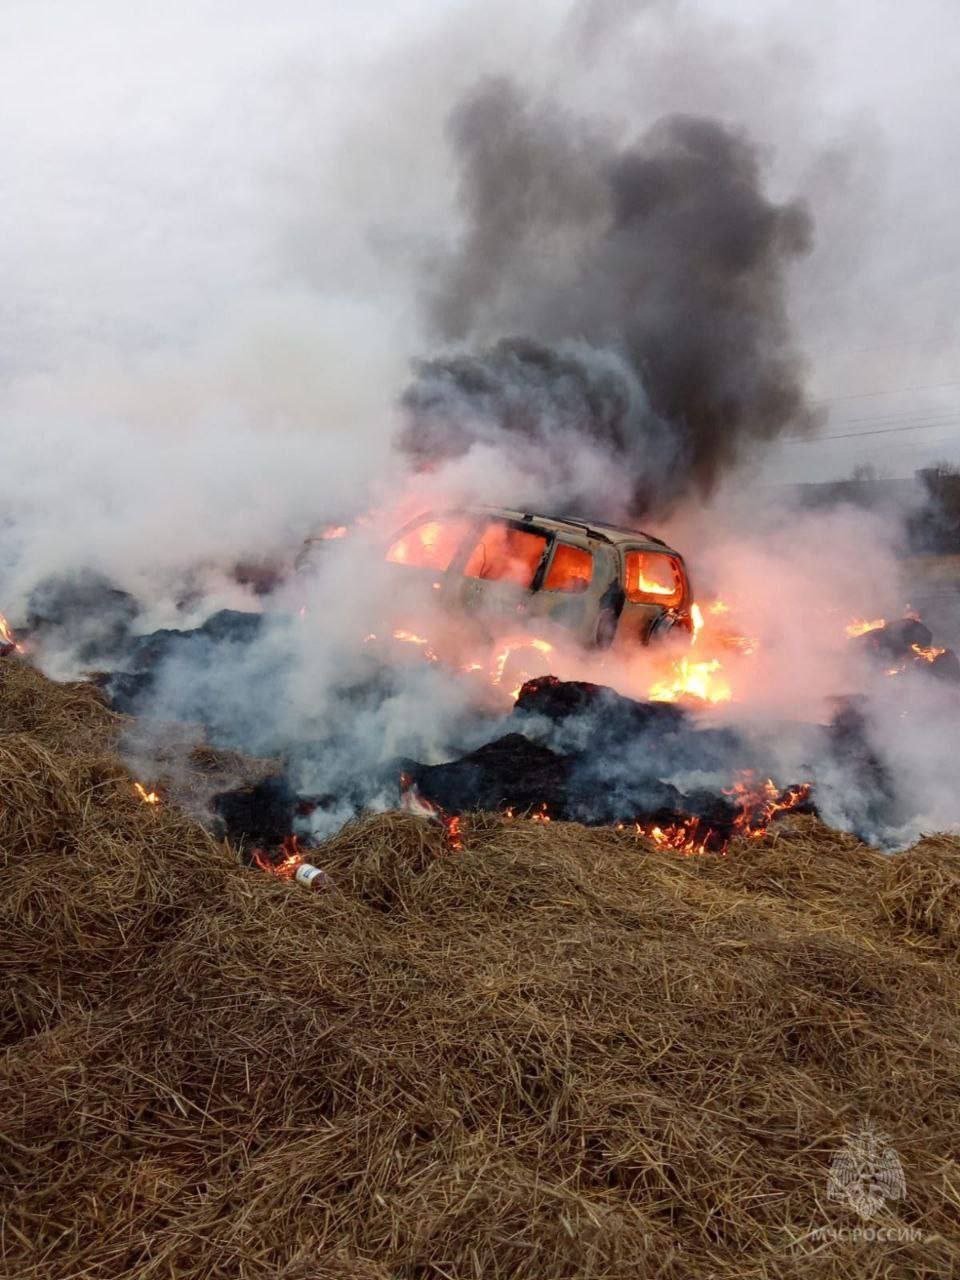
(383, 506, 693, 652)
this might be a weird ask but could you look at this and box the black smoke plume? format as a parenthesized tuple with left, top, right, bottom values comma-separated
(400, 77, 817, 514)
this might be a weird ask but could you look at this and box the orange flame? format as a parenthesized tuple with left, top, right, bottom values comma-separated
(253, 834, 306, 880)
(911, 642, 945, 663)
(0, 613, 22, 654)
(635, 571, 674, 596)
(718, 631, 759, 656)
(632, 774, 811, 855)
(636, 817, 712, 856)
(690, 602, 704, 643)
(134, 782, 160, 805)
(392, 629, 439, 662)
(491, 635, 555, 699)
(321, 525, 347, 540)
(702, 601, 758, 655)
(399, 774, 464, 850)
(492, 636, 554, 686)
(726, 774, 812, 838)
(649, 656, 732, 704)
(846, 617, 886, 638)
(645, 598, 755, 705)
(497, 803, 554, 824)
(499, 772, 809, 857)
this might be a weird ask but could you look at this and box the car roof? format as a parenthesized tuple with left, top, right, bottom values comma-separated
(464, 505, 680, 556)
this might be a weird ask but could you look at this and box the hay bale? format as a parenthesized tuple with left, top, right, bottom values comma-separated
(1, 661, 959, 1278)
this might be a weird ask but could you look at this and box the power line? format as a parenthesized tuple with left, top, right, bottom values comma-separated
(784, 417, 960, 443)
(821, 407, 960, 430)
(812, 377, 960, 407)
(782, 405, 960, 442)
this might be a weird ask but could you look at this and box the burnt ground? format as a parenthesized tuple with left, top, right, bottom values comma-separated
(11, 584, 959, 852)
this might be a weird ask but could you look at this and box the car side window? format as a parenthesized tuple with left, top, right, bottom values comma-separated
(386, 517, 472, 571)
(462, 522, 548, 588)
(543, 542, 593, 594)
(624, 550, 683, 606)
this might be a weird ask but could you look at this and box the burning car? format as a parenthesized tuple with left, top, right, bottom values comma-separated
(382, 506, 694, 658)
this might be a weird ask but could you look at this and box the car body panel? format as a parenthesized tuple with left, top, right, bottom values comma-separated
(383, 506, 693, 652)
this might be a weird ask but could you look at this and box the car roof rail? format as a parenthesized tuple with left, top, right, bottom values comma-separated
(577, 518, 671, 549)
(468, 505, 673, 551)
(518, 511, 616, 544)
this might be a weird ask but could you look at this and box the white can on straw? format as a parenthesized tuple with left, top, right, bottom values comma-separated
(294, 862, 330, 890)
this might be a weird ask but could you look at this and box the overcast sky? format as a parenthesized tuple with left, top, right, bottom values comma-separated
(1, 0, 958, 484)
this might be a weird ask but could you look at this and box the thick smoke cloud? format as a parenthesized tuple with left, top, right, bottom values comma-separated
(3, 2, 959, 856)
(401, 338, 675, 517)
(400, 79, 817, 515)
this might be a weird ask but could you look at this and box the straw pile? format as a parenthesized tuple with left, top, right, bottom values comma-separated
(1, 655, 959, 1278)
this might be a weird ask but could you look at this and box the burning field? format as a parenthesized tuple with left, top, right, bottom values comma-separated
(4, 12, 960, 868)
(2, 652, 960, 1279)
(5, 5, 960, 1273)
(8, 521, 959, 865)
(4, 444, 960, 1280)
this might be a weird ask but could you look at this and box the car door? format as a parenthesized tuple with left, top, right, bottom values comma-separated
(520, 536, 602, 643)
(450, 518, 551, 626)
(614, 546, 689, 647)
(383, 512, 479, 612)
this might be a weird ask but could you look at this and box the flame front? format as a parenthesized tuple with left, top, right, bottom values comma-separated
(911, 642, 945, 663)
(399, 773, 464, 850)
(392, 628, 440, 663)
(253, 834, 306, 880)
(635, 817, 712, 856)
(726, 774, 812, 837)
(846, 617, 887, 638)
(649, 655, 731, 704)
(645, 598, 755, 705)
(633, 773, 811, 855)
(0, 613, 22, 654)
(501, 771, 813, 857)
(690, 602, 704, 642)
(492, 635, 554, 698)
(134, 782, 160, 805)
(635, 570, 674, 596)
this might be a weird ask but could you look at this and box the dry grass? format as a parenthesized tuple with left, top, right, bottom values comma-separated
(1, 655, 959, 1278)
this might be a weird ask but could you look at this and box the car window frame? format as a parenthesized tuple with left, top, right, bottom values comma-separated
(453, 517, 554, 592)
(621, 546, 686, 608)
(541, 537, 595, 595)
(385, 513, 479, 576)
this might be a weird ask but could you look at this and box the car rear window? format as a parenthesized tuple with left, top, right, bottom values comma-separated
(624, 550, 683, 606)
(543, 542, 593, 593)
(386, 517, 472, 571)
(463, 522, 548, 587)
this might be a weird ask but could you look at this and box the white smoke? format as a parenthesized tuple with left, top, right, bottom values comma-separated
(3, 1, 959, 850)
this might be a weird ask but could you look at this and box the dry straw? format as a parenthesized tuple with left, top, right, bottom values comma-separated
(1, 656, 958, 1278)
